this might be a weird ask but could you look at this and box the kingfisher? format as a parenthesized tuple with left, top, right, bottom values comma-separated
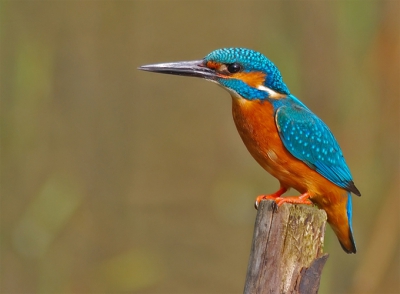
(139, 48, 361, 253)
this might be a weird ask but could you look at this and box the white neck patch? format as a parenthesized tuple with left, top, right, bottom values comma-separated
(257, 85, 281, 98)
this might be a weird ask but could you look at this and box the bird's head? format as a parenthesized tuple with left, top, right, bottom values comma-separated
(139, 48, 290, 100)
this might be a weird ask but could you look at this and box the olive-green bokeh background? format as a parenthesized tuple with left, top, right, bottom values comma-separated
(1, 1, 399, 293)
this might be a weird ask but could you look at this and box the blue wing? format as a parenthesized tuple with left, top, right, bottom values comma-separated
(275, 104, 360, 195)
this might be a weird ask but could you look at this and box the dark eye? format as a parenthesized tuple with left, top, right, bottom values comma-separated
(227, 63, 242, 74)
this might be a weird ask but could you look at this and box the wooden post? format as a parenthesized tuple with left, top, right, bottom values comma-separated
(244, 200, 329, 294)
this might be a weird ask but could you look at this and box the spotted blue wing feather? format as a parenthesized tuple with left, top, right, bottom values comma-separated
(275, 104, 360, 195)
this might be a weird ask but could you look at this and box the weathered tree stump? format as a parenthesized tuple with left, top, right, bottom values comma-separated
(244, 200, 329, 294)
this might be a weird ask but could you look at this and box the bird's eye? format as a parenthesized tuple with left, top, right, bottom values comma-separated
(227, 63, 242, 74)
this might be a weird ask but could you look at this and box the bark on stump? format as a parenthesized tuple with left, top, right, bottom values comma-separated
(244, 200, 329, 294)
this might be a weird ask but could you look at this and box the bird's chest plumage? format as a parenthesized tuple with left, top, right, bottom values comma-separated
(231, 96, 288, 176)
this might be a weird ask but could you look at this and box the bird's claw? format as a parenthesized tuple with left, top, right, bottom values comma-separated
(254, 195, 267, 210)
(254, 194, 280, 210)
(255, 198, 279, 212)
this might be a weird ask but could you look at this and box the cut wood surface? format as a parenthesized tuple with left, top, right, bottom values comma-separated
(244, 200, 329, 294)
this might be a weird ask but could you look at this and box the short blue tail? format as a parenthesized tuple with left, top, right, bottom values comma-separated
(339, 193, 357, 253)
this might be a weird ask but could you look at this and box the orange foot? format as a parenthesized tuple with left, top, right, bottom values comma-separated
(255, 187, 287, 209)
(275, 192, 313, 207)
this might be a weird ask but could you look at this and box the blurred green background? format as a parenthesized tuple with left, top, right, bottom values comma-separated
(1, 1, 399, 293)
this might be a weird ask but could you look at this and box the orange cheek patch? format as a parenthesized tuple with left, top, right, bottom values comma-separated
(232, 71, 266, 88)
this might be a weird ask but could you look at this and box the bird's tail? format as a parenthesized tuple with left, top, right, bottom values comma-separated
(325, 191, 357, 254)
(340, 193, 357, 253)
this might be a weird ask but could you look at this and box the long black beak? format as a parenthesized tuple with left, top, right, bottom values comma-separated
(138, 60, 217, 80)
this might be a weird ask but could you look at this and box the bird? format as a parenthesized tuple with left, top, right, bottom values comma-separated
(138, 48, 361, 254)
